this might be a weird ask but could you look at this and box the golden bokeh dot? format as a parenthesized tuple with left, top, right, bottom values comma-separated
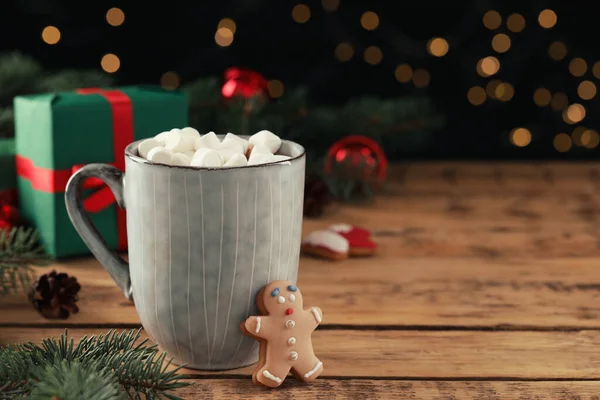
(569, 58, 587, 77)
(267, 80, 285, 98)
(334, 42, 354, 62)
(106, 7, 125, 27)
(550, 92, 568, 111)
(533, 88, 551, 106)
(101, 54, 120, 73)
(553, 133, 572, 152)
(582, 129, 600, 149)
(483, 10, 502, 30)
(566, 103, 586, 123)
(578, 81, 596, 100)
(364, 46, 383, 65)
(593, 62, 600, 79)
(491, 33, 511, 53)
(361, 11, 379, 31)
(510, 128, 532, 147)
(548, 41, 567, 61)
(292, 4, 311, 23)
(427, 38, 449, 57)
(495, 82, 514, 102)
(160, 71, 180, 90)
(412, 69, 430, 88)
(477, 56, 500, 77)
(538, 9, 557, 29)
(41, 26, 61, 45)
(395, 64, 413, 83)
(322, 0, 340, 12)
(486, 79, 501, 98)
(507, 13, 526, 33)
(218, 18, 236, 34)
(467, 86, 486, 106)
(572, 126, 587, 146)
(215, 28, 234, 47)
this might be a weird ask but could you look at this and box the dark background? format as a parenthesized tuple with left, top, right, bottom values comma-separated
(1, 0, 598, 159)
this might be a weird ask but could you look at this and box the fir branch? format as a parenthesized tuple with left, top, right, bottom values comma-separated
(29, 360, 122, 400)
(0, 107, 14, 138)
(0, 227, 49, 295)
(36, 70, 115, 92)
(0, 53, 42, 108)
(0, 329, 190, 399)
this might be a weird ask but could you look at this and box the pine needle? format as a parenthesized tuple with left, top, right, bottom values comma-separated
(0, 227, 49, 295)
(0, 329, 190, 399)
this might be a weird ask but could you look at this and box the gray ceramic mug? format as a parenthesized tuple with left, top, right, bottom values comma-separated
(65, 137, 306, 370)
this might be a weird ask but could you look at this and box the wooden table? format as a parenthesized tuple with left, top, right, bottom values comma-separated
(2, 162, 600, 399)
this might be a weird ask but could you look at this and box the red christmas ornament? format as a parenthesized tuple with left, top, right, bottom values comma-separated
(324, 135, 388, 185)
(221, 67, 268, 99)
(0, 203, 22, 231)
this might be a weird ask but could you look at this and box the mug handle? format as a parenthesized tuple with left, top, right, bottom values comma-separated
(65, 164, 133, 300)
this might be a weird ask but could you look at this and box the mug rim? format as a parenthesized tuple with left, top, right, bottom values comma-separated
(125, 135, 306, 171)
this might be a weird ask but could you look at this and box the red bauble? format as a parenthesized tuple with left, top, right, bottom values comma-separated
(0, 204, 22, 231)
(324, 135, 388, 185)
(221, 67, 268, 99)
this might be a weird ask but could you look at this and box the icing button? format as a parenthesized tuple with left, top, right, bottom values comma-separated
(289, 351, 299, 361)
(288, 337, 296, 346)
(285, 320, 295, 329)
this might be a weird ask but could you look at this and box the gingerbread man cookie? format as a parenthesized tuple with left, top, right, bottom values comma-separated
(241, 280, 323, 388)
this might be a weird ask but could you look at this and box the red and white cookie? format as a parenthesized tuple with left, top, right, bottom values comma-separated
(328, 223, 376, 257)
(301, 230, 349, 261)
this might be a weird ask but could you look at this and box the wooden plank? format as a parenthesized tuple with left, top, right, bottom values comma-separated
(174, 380, 600, 399)
(390, 162, 600, 194)
(3, 257, 600, 327)
(2, 328, 600, 379)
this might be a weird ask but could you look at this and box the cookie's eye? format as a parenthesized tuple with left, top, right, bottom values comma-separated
(277, 296, 285, 304)
(270, 288, 280, 297)
(289, 294, 296, 302)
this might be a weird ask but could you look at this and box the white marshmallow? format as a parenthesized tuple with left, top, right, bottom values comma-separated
(248, 152, 275, 165)
(224, 153, 248, 167)
(154, 131, 170, 145)
(194, 131, 221, 150)
(250, 144, 273, 155)
(249, 130, 281, 153)
(147, 147, 173, 165)
(216, 140, 244, 162)
(171, 153, 192, 166)
(273, 155, 291, 162)
(183, 151, 195, 158)
(166, 131, 195, 152)
(223, 133, 249, 153)
(181, 127, 201, 140)
(138, 138, 161, 159)
(190, 148, 224, 167)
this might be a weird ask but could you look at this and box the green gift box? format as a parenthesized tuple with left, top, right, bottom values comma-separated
(0, 138, 17, 205)
(14, 86, 188, 258)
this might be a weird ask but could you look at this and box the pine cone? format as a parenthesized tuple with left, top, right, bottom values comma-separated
(304, 174, 332, 218)
(29, 270, 81, 319)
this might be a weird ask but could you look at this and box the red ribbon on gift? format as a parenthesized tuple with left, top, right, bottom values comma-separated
(15, 89, 133, 249)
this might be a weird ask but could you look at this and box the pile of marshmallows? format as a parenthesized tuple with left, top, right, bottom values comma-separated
(137, 128, 291, 168)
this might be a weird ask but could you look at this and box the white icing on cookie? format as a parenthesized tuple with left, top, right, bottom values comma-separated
(328, 223, 353, 233)
(302, 230, 349, 253)
(255, 317, 261, 334)
(288, 337, 296, 345)
(285, 320, 295, 328)
(304, 361, 323, 378)
(262, 370, 282, 383)
(311, 308, 322, 323)
(289, 293, 296, 302)
(289, 351, 299, 361)
(277, 295, 285, 304)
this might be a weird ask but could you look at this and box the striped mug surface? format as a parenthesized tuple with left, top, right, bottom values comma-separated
(65, 137, 306, 370)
